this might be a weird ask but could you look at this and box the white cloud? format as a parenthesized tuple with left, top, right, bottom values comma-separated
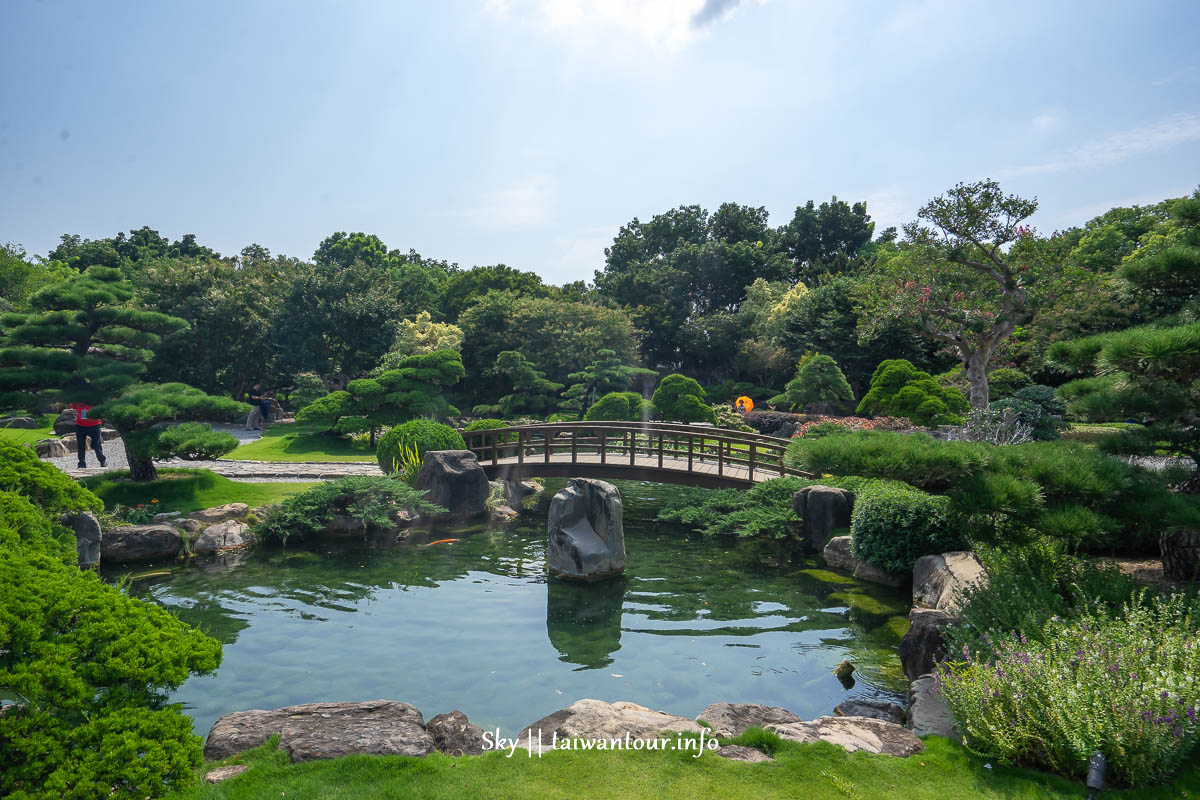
(484, 0, 766, 52)
(858, 186, 913, 232)
(472, 176, 557, 229)
(1031, 111, 1061, 133)
(1002, 111, 1200, 177)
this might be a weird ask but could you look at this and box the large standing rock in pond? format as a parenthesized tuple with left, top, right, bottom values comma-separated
(193, 520, 256, 554)
(414, 450, 489, 519)
(204, 700, 433, 762)
(190, 503, 249, 525)
(908, 674, 958, 740)
(1161, 529, 1200, 581)
(695, 702, 802, 738)
(793, 485, 854, 552)
(101, 524, 182, 562)
(62, 511, 102, 567)
(426, 710, 486, 756)
(519, 699, 704, 749)
(35, 438, 70, 458)
(547, 478, 626, 581)
(767, 716, 923, 757)
(899, 608, 957, 683)
(912, 551, 986, 612)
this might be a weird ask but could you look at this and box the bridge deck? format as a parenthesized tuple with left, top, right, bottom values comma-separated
(481, 451, 788, 488)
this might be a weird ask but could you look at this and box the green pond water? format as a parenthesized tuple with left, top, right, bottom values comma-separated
(108, 481, 910, 737)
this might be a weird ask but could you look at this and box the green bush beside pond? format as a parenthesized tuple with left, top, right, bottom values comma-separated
(255, 476, 444, 543)
(786, 430, 1200, 553)
(0, 440, 220, 800)
(375, 420, 466, 475)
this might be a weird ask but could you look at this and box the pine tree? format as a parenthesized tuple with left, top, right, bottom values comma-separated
(1051, 194, 1200, 487)
(474, 351, 562, 417)
(0, 266, 247, 480)
(296, 349, 464, 445)
(768, 353, 855, 413)
(560, 349, 655, 415)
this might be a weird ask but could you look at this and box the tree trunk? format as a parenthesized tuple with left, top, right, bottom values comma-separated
(370, 426, 377, 448)
(123, 438, 158, 481)
(964, 352, 990, 410)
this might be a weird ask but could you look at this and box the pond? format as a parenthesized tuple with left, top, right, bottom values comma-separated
(110, 480, 910, 737)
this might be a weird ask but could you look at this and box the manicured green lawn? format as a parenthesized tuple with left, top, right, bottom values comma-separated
(172, 735, 1200, 800)
(223, 424, 375, 462)
(0, 414, 57, 446)
(1061, 422, 1139, 443)
(80, 469, 318, 514)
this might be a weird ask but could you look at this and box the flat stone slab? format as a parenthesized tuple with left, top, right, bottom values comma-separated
(204, 765, 248, 783)
(716, 745, 773, 762)
(834, 698, 905, 726)
(190, 503, 249, 525)
(519, 699, 703, 748)
(768, 716, 924, 757)
(695, 702, 802, 738)
(204, 700, 433, 762)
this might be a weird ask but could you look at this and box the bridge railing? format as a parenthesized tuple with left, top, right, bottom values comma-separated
(461, 421, 812, 483)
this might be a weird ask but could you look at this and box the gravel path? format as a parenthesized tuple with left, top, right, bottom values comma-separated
(46, 423, 380, 481)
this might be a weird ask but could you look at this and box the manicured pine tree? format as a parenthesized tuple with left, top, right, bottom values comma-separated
(650, 374, 716, 424)
(1050, 194, 1200, 488)
(560, 348, 655, 415)
(768, 353, 854, 413)
(296, 349, 465, 445)
(0, 266, 247, 480)
(474, 351, 562, 417)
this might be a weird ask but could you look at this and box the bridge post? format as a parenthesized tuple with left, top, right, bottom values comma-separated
(657, 431, 663, 468)
(687, 434, 693, 472)
(544, 426, 551, 463)
(718, 436, 723, 476)
(748, 441, 756, 482)
(491, 432, 498, 466)
(571, 429, 578, 462)
(518, 429, 525, 464)
(599, 430, 606, 464)
(629, 429, 635, 466)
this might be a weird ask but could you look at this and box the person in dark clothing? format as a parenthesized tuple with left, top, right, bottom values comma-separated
(69, 401, 106, 469)
(245, 383, 271, 430)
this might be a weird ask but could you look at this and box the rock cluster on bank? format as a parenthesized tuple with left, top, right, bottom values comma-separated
(202, 698, 925, 768)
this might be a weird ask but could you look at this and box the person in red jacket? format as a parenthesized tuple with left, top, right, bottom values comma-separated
(68, 402, 107, 469)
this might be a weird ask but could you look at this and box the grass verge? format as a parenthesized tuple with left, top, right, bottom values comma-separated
(171, 734, 1200, 800)
(0, 413, 57, 446)
(224, 424, 375, 462)
(80, 469, 318, 514)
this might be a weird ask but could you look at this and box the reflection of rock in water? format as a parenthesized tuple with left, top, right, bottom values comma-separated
(546, 577, 626, 670)
(196, 549, 252, 573)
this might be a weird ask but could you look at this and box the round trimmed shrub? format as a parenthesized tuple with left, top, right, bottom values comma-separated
(850, 482, 962, 576)
(464, 417, 517, 444)
(584, 391, 647, 421)
(376, 419, 465, 474)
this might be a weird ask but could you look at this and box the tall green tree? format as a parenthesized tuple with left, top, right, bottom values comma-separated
(271, 260, 401, 389)
(0, 266, 246, 480)
(296, 349, 465, 445)
(1050, 194, 1200, 486)
(561, 349, 655, 415)
(474, 350, 562, 417)
(858, 180, 1053, 409)
(779, 196, 875, 283)
(135, 249, 304, 398)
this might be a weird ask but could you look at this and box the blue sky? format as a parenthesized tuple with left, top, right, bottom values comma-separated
(2, 0, 1198, 284)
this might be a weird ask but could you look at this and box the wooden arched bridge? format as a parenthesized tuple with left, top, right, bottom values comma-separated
(461, 421, 813, 489)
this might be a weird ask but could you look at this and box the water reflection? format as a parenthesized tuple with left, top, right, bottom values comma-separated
(546, 578, 626, 670)
(106, 481, 910, 736)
